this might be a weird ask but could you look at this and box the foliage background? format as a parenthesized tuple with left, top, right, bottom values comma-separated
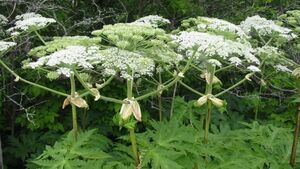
(0, 0, 300, 168)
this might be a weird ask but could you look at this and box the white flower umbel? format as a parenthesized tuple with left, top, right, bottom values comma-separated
(0, 41, 16, 52)
(247, 65, 261, 72)
(173, 31, 260, 65)
(240, 15, 297, 40)
(7, 12, 56, 34)
(99, 47, 155, 80)
(25, 45, 102, 77)
(131, 15, 170, 27)
(0, 14, 8, 26)
(194, 17, 249, 40)
(92, 23, 182, 65)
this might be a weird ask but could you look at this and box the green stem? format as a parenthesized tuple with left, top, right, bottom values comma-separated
(34, 30, 46, 45)
(290, 78, 300, 167)
(178, 80, 204, 96)
(70, 73, 78, 139)
(169, 82, 178, 119)
(215, 64, 234, 73)
(127, 78, 140, 167)
(204, 64, 215, 143)
(129, 128, 140, 167)
(158, 72, 163, 121)
(135, 52, 195, 101)
(74, 69, 93, 93)
(0, 59, 69, 97)
(215, 73, 254, 97)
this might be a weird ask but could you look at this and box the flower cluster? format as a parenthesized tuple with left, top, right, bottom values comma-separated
(174, 32, 259, 62)
(181, 16, 248, 40)
(24, 46, 102, 77)
(131, 15, 170, 27)
(0, 14, 8, 26)
(92, 23, 182, 65)
(98, 48, 155, 80)
(0, 41, 16, 52)
(7, 12, 56, 35)
(173, 31, 261, 72)
(29, 36, 102, 57)
(255, 45, 294, 73)
(239, 15, 297, 40)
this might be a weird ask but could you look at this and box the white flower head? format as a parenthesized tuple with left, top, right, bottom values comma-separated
(173, 31, 260, 65)
(195, 17, 249, 40)
(240, 15, 297, 40)
(0, 41, 16, 52)
(247, 65, 261, 72)
(131, 15, 170, 27)
(7, 12, 56, 35)
(25, 45, 102, 77)
(99, 48, 155, 80)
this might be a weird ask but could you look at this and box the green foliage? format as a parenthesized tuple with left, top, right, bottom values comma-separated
(31, 129, 111, 169)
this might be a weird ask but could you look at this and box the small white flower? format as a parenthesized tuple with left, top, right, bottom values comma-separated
(57, 67, 72, 77)
(0, 14, 8, 26)
(208, 59, 222, 67)
(0, 41, 16, 52)
(247, 65, 261, 72)
(229, 57, 242, 66)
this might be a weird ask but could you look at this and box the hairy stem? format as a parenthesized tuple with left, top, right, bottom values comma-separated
(204, 64, 215, 143)
(127, 78, 140, 167)
(0, 59, 69, 97)
(70, 73, 78, 139)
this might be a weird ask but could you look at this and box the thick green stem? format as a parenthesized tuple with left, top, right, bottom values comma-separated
(0, 59, 69, 97)
(170, 82, 178, 119)
(204, 64, 215, 143)
(130, 128, 140, 167)
(70, 73, 78, 139)
(127, 78, 140, 167)
(290, 78, 300, 167)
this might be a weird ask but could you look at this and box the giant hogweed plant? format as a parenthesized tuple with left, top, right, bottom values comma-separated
(0, 13, 299, 168)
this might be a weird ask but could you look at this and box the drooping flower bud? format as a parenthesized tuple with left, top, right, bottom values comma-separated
(119, 99, 142, 121)
(195, 95, 208, 107)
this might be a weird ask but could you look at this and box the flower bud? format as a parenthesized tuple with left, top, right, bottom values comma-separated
(196, 95, 208, 107)
(210, 97, 224, 107)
